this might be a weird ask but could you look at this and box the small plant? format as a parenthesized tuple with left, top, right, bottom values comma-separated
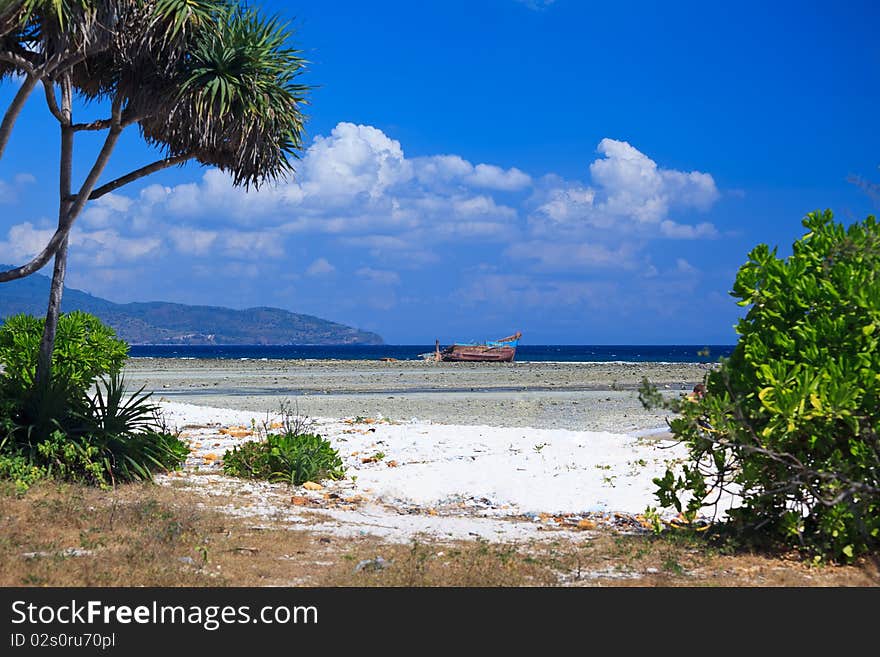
(196, 544, 210, 566)
(643, 506, 665, 534)
(224, 407, 344, 485)
(662, 556, 685, 575)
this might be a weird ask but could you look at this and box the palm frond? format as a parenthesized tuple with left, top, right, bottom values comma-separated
(3, 0, 309, 186)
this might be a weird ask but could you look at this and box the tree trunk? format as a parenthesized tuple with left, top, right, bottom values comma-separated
(34, 78, 73, 388)
(34, 237, 69, 387)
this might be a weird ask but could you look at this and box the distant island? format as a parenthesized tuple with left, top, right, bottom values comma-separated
(0, 266, 383, 346)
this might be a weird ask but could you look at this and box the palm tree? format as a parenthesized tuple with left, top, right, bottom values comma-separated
(0, 0, 308, 384)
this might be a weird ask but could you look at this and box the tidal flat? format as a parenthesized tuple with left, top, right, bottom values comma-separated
(125, 358, 715, 432)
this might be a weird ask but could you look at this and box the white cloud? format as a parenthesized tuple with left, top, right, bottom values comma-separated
(303, 122, 413, 201)
(61, 128, 718, 271)
(530, 184, 602, 233)
(356, 267, 401, 286)
(168, 227, 218, 255)
(412, 155, 473, 185)
(465, 164, 531, 191)
(81, 193, 134, 228)
(216, 230, 285, 259)
(0, 222, 54, 260)
(0, 221, 163, 267)
(509, 139, 720, 278)
(1, 124, 724, 304)
(452, 194, 517, 219)
(506, 240, 640, 270)
(660, 220, 718, 239)
(77, 123, 527, 254)
(75, 229, 162, 265)
(0, 172, 35, 204)
(412, 156, 531, 191)
(589, 138, 719, 223)
(306, 257, 335, 276)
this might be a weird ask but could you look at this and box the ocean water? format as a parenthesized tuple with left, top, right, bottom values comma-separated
(128, 344, 735, 363)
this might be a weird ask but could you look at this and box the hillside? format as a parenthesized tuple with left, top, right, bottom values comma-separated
(0, 267, 383, 345)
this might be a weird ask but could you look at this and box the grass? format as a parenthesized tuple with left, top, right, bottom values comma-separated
(0, 481, 878, 587)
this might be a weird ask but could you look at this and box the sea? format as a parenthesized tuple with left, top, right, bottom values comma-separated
(128, 344, 735, 363)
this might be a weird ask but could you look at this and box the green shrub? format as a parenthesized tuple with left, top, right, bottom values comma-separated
(641, 210, 880, 561)
(0, 310, 128, 397)
(0, 313, 185, 489)
(224, 430, 345, 485)
(1, 374, 188, 488)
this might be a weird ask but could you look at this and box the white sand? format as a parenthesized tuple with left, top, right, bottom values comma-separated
(157, 400, 733, 542)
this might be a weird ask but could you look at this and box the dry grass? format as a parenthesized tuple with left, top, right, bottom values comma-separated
(0, 481, 877, 587)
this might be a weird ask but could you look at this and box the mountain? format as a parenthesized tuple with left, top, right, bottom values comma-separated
(0, 267, 383, 345)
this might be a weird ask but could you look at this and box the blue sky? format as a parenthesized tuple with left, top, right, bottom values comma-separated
(1, 0, 879, 344)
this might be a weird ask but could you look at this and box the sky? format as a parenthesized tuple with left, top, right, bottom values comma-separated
(1, 0, 879, 344)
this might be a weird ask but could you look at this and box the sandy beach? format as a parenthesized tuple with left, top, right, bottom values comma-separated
(130, 358, 731, 543)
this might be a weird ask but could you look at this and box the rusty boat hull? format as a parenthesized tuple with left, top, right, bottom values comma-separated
(434, 332, 521, 363)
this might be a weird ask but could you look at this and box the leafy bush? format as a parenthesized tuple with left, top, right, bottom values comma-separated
(641, 210, 880, 561)
(0, 374, 188, 489)
(0, 311, 128, 398)
(0, 451, 45, 494)
(72, 374, 189, 486)
(0, 313, 185, 489)
(224, 419, 345, 486)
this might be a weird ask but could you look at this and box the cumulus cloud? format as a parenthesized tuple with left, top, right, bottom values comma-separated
(529, 138, 719, 236)
(0, 123, 723, 317)
(306, 257, 335, 276)
(55, 128, 716, 269)
(303, 123, 413, 201)
(413, 155, 531, 191)
(530, 184, 600, 233)
(466, 164, 531, 191)
(590, 138, 718, 222)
